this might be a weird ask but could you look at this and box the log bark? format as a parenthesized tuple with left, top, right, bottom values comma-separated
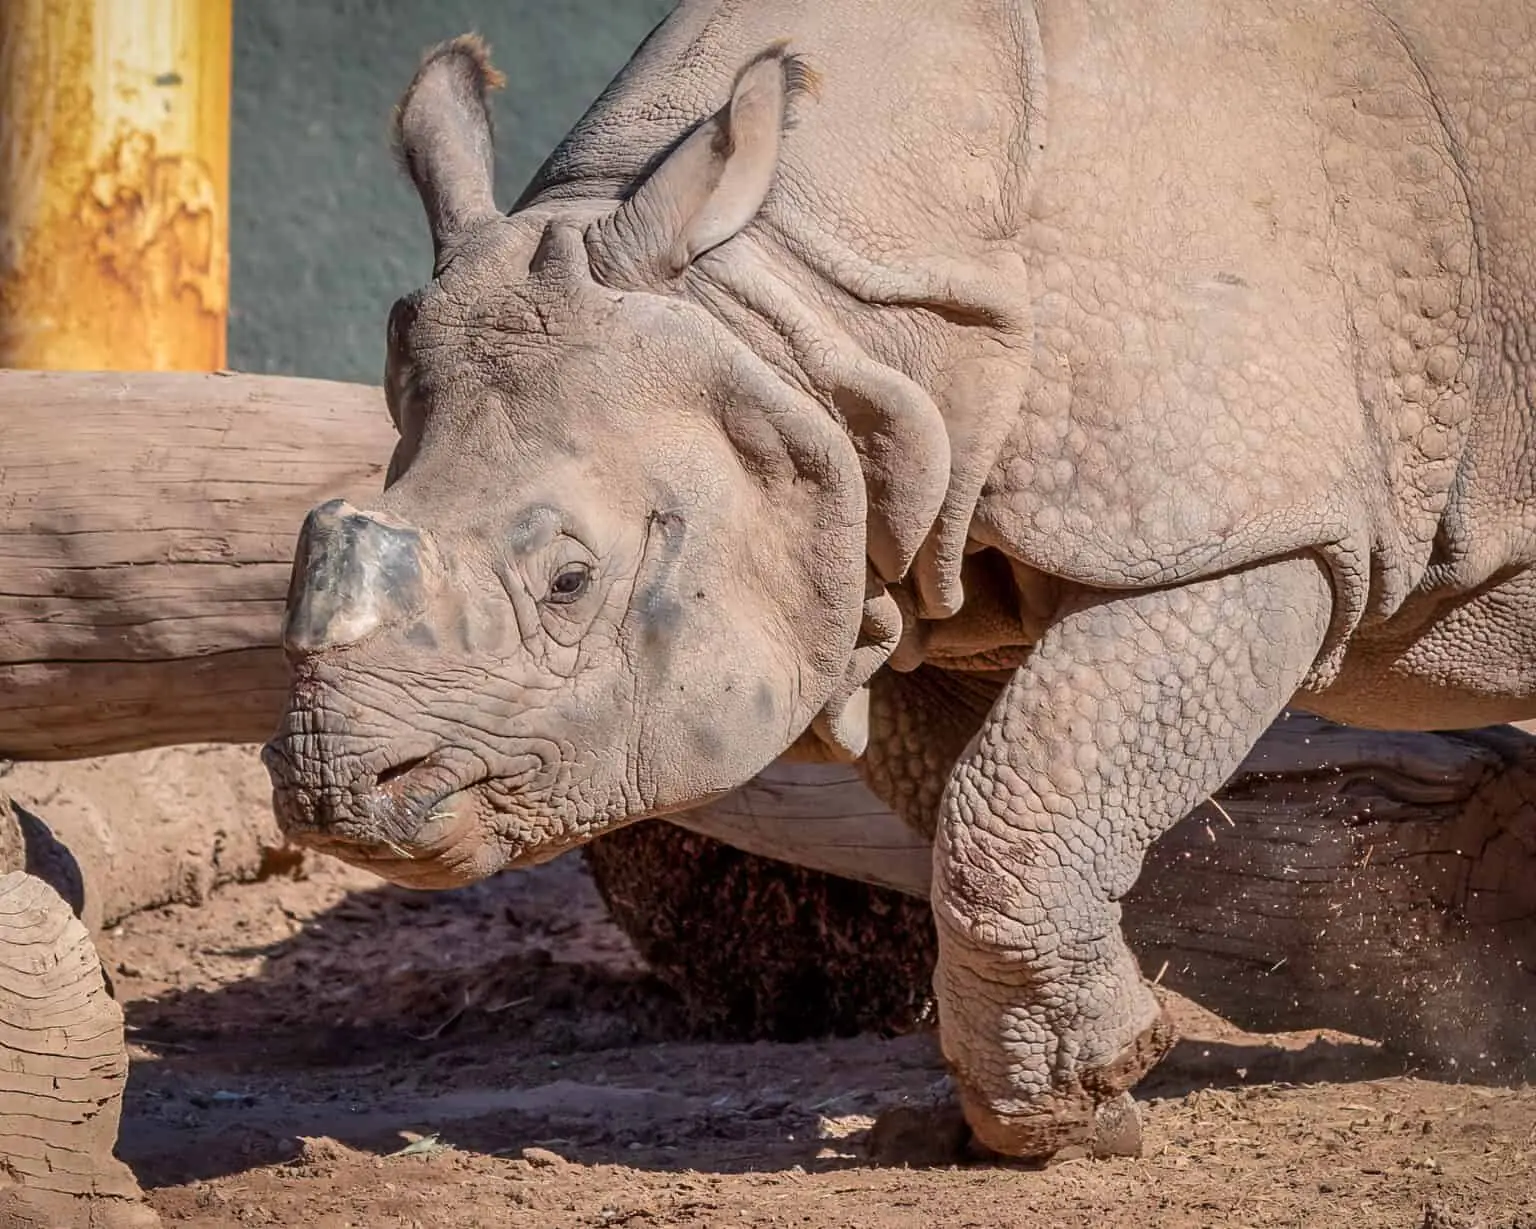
(1132, 714, 1536, 1077)
(588, 712, 1536, 1073)
(0, 368, 395, 760)
(0, 868, 157, 1229)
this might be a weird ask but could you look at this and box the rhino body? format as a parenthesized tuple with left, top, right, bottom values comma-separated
(264, 1, 1536, 1159)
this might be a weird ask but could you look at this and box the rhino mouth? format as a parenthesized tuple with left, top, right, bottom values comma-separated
(282, 794, 496, 890)
(263, 741, 504, 885)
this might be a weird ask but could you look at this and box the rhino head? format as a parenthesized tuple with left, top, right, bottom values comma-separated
(262, 37, 948, 888)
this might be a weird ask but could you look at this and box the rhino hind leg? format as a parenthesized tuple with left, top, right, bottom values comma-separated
(928, 553, 1334, 1160)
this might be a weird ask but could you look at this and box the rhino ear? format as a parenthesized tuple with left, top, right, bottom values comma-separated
(393, 34, 505, 260)
(591, 45, 814, 285)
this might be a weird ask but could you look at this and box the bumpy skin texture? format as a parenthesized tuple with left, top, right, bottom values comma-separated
(861, 666, 1005, 841)
(266, 1, 1536, 1160)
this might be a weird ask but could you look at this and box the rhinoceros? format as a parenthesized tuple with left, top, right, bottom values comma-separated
(262, 1, 1536, 1161)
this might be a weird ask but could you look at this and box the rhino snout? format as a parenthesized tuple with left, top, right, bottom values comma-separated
(282, 498, 435, 654)
(262, 734, 496, 887)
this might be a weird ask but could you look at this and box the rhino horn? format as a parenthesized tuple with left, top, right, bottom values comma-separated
(282, 499, 434, 655)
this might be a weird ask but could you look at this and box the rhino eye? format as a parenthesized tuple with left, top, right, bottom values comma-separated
(547, 563, 591, 605)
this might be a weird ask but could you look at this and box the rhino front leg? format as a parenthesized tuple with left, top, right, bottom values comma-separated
(934, 553, 1333, 1159)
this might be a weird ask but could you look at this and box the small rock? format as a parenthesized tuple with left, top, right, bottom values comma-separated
(294, 1135, 366, 1168)
(1090, 1093, 1144, 1159)
(1421, 1203, 1487, 1229)
(521, 1146, 566, 1168)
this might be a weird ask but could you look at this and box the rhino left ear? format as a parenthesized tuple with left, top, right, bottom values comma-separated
(591, 44, 815, 285)
(393, 34, 505, 263)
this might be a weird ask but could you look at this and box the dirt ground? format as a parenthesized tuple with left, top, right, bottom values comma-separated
(92, 827, 1536, 1229)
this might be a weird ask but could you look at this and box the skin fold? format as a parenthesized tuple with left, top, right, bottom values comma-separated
(263, 2, 1536, 1160)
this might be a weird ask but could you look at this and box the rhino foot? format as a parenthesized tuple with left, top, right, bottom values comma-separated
(865, 1092, 1147, 1167)
(866, 1022, 1166, 1169)
(952, 1020, 1167, 1167)
(954, 1009, 1176, 1161)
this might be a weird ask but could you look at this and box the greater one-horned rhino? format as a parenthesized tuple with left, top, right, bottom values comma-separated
(264, 1, 1536, 1162)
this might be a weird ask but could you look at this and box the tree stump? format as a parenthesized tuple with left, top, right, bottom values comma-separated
(0, 863, 157, 1229)
(585, 712, 1536, 1077)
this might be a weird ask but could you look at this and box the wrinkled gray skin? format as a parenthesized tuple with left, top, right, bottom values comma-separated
(264, 2, 1536, 1161)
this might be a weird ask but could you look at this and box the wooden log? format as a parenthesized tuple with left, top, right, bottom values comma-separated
(0, 368, 395, 760)
(590, 712, 1536, 1072)
(669, 760, 934, 896)
(1132, 714, 1536, 1077)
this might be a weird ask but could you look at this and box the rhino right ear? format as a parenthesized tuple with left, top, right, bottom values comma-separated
(589, 44, 815, 287)
(392, 34, 505, 261)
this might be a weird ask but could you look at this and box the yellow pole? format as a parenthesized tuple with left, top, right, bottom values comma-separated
(0, 0, 232, 371)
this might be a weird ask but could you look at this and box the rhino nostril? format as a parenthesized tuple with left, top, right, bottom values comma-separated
(376, 755, 429, 789)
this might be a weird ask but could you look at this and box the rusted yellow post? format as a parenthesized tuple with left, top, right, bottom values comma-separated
(0, 0, 232, 371)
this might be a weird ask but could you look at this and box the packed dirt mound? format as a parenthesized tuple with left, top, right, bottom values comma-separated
(1, 746, 285, 931)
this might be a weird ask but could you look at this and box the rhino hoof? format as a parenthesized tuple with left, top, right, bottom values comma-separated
(868, 1074, 1146, 1166)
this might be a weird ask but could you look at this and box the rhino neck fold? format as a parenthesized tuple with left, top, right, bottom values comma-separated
(684, 227, 1038, 627)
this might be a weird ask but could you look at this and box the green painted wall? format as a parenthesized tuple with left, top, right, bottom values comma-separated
(229, 0, 674, 384)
